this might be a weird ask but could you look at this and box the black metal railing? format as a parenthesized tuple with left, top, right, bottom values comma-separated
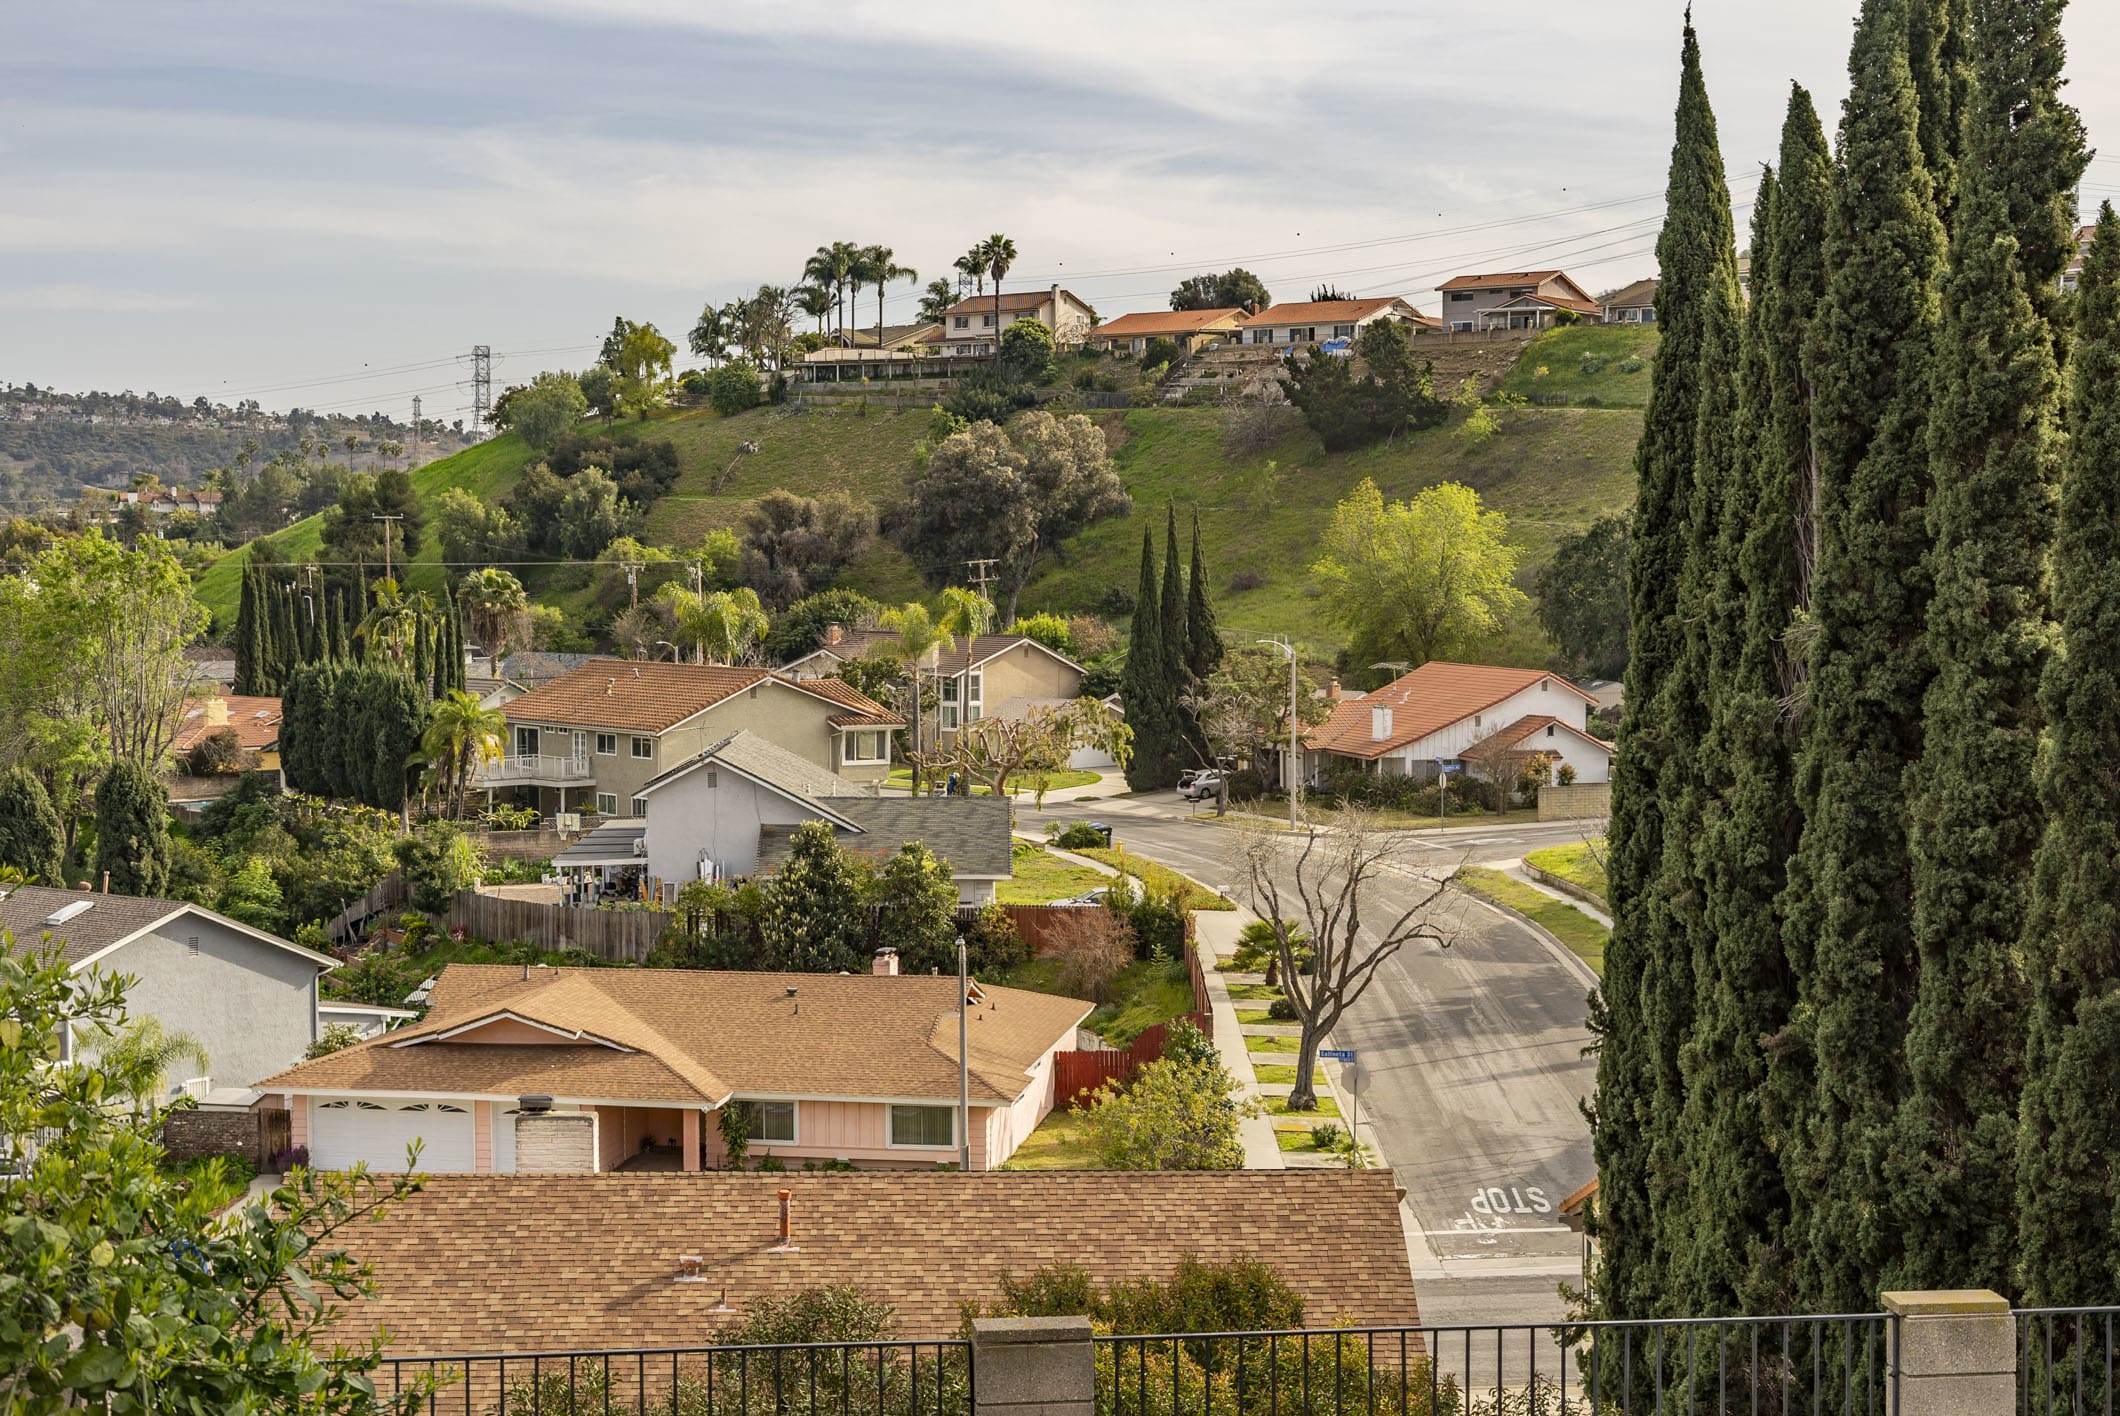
(1093, 1315, 1896, 1416)
(377, 1338, 973, 1416)
(2018, 1307, 2120, 1416)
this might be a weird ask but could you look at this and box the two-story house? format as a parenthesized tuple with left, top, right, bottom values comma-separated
(927, 287, 1097, 355)
(1295, 661, 1611, 788)
(1241, 296, 1425, 347)
(477, 660, 902, 821)
(1436, 270, 1600, 331)
(778, 631, 1087, 742)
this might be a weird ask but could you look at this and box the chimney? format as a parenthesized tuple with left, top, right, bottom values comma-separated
(677, 1254, 706, 1282)
(204, 696, 230, 727)
(823, 622, 844, 647)
(1327, 678, 1342, 699)
(872, 947, 899, 977)
(606, 677, 617, 695)
(771, 1188, 799, 1252)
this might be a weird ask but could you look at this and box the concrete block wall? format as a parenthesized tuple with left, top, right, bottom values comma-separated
(514, 1112, 599, 1173)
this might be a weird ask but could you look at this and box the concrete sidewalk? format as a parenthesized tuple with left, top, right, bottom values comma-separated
(1193, 910, 1285, 1169)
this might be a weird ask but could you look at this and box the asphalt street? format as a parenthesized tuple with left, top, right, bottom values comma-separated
(1020, 792, 1601, 1333)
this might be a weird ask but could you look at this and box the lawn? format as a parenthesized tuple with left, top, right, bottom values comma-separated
(1226, 982, 1282, 1002)
(1523, 839, 1609, 907)
(1252, 1064, 1299, 1085)
(997, 843, 1109, 905)
(998, 1106, 1098, 1170)
(1234, 1007, 1284, 1025)
(1264, 1094, 1340, 1119)
(1245, 1034, 1299, 1054)
(1453, 866, 1607, 976)
(1072, 847, 1235, 909)
(1498, 325, 1660, 409)
(999, 955, 1195, 1046)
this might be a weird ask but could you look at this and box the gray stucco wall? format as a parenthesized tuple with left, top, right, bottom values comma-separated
(643, 768, 817, 884)
(80, 917, 319, 1095)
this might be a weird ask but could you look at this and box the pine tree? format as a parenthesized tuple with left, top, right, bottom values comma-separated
(1893, 0, 2084, 1293)
(1593, 12, 1735, 1322)
(0, 766, 65, 884)
(1185, 510, 1223, 684)
(2017, 206, 2120, 1308)
(1777, 0, 1948, 1314)
(92, 761, 171, 898)
(1120, 529, 1175, 790)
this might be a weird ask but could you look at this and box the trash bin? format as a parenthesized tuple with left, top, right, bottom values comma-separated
(1088, 822, 1113, 848)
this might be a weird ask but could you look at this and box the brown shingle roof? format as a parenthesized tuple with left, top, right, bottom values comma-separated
(1438, 270, 1564, 291)
(333, 1170, 1422, 1352)
(1092, 309, 1248, 338)
(1306, 662, 1596, 760)
(937, 289, 1086, 320)
(1456, 714, 1613, 764)
(1601, 277, 1659, 310)
(1246, 297, 1408, 326)
(256, 965, 1090, 1106)
(501, 660, 897, 735)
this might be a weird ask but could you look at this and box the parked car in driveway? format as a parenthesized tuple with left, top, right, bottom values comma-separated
(1178, 771, 1224, 802)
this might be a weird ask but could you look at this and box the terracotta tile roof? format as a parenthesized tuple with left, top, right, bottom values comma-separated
(501, 660, 896, 735)
(1092, 309, 1249, 338)
(172, 694, 283, 752)
(1305, 662, 1596, 760)
(1456, 714, 1613, 764)
(1438, 270, 1564, 291)
(789, 675, 904, 725)
(332, 1170, 1423, 1352)
(1246, 297, 1409, 325)
(256, 965, 1089, 1106)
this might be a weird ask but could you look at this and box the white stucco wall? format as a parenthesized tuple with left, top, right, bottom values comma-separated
(641, 768, 822, 884)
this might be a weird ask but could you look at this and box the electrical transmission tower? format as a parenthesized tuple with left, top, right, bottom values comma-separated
(411, 395, 422, 466)
(471, 345, 491, 430)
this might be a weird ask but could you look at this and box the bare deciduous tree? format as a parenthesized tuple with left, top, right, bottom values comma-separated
(1237, 812, 1453, 1110)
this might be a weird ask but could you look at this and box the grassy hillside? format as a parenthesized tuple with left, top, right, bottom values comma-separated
(1499, 324, 1659, 408)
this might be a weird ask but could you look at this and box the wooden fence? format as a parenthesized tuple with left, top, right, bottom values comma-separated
(446, 890, 665, 961)
(326, 871, 406, 947)
(1051, 934, 1214, 1105)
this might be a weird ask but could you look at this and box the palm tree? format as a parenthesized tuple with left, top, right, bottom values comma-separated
(919, 278, 956, 327)
(984, 233, 1018, 359)
(860, 245, 917, 348)
(656, 585, 768, 664)
(458, 567, 531, 677)
(939, 586, 996, 640)
(689, 302, 731, 367)
(880, 602, 954, 795)
(795, 284, 834, 337)
(956, 245, 990, 298)
(82, 1017, 211, 1113)
(357, 578, 431, 664)
(422, 688, 506, 819)
(801, 244, 852, 347)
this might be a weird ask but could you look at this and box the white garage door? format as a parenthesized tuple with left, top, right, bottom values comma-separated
(311, 1098, 476, 1173)
(492, 1106, 519, 1173)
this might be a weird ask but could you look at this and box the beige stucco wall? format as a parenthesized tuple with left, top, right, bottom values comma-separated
(940, 644, 1084, 741)
(701, 1098, 991, 1170)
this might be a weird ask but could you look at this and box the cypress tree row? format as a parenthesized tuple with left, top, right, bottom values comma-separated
(1120, 529, 1176, 790)
(1905, 0, 1968, 225)
(1775, 0, 1947, 1315)
(1592, 13, 1733, 1322)
(2017, 207, 2120, 1308)
(1185, 510, 1223, 685)
(233, 564, 261, 695)
(1894, 0, 2085, 1292)
(1160, 504, 1204, 766)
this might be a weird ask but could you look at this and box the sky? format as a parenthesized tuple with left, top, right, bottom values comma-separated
(4, 0, 2117, 426)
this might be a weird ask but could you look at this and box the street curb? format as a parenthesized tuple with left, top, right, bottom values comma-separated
(1521, 862, 1610, 915)
(1450, 879, 1602, 993)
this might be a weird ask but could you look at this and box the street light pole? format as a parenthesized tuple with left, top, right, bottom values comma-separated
(1257, 637, 1301, 832)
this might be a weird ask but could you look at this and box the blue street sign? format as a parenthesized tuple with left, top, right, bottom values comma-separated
(1320, 1048, 1356, 1062)
(1433, 760, 1464, 773)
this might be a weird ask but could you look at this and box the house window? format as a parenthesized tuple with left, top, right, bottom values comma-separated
(1473, 714, 1482, 727)
(1332, 324, 1355, 339)
(953, 316, 969, 329)
(514, 726, 540, 758)
(845, 731, 887, 764)
(595, 733, 617, 756)
(940, 678, 959, 730)
(631, 796, 648, 817)
(631, 737, 653, 759)
(741, 1100, 797, 1143)
(1546, 725, 1556, 737)
(965, 672, 983, 723)
(596, 793, 618, 816)
(1449, 291, 1474, 303)
(889, 1104, 955, 1148)
(981, 314, 995, 327)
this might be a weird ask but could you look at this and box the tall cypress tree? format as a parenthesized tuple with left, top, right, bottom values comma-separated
(1894, 0, 2084, 1293)
(1905, 0, 1969, 225)
(1161, 504, 1204, 766)
(1185, 510, 1223, 684)
(1592, 12, 1734, 1321)
(232, 564, 259, 696)
(1777, 0, 1948, 1315)
(1119, 529, 1174, 790)
(2017, 206, 2120, 1307)
(0, 766, 66, 885)
(92, 762, 171, 898)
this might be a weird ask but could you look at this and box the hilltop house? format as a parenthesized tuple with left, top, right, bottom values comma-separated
(1241, 296, 1425, 347)
(926, 287, 1098, 355)
(1295, 661, 1612, 788)
(254, 962, 1092, 1174)
(1600, 277, 1659, 324)
(1087, 307, 1250, 355)
(477, 660, 901, 820)
(0, 882, 335, 1106)
(629, 729, 1013, 900)
(171, 693, 284, 773)
(1437, 270, 1600, 331)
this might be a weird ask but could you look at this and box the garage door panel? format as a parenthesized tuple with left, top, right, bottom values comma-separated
(311, 1098, 475, 1173)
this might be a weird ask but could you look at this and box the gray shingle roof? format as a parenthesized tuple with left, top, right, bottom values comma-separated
(0, 883, 331, 972)
(755, 796, 1013, 879)
(637, 729, 865, 804)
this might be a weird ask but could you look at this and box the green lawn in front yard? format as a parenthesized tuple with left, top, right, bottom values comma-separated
(1298, 803, 1546, 833)
(1275, 1126, 1331, 1153)
(1245, 1034, 1299, 1053)
(1454, 866, 1607, 976)
(1235, 1007, 1281, 1025)
(998, 1106, 1098, 1170)
(999, 955, 1195, 1046)
(998, 843, 1109, 905)
(1252, 1064, 1299, 1085)
(1522, 839, 1609, 907)
(1263, 1094, 1340, 1119)
(1072, 848, 1235, 909)
(1226, 982, 1282, 1002)
(1497, 324, 1660, 409)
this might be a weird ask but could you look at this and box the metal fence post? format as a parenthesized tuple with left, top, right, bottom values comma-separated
(970, 1318, 1094, 1416)
(1883, 1290, 2015, 1416)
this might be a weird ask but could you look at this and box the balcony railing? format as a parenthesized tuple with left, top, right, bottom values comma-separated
(475, 752, 594, 786)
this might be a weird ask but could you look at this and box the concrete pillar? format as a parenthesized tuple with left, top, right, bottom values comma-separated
(1883, 1289, 2015, 1416)
(970, 1317, 1093, 1416)
(682, 1109, 701, 1172)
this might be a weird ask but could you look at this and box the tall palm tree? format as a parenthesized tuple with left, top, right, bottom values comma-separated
(656, 584, 768, 664)
(919, 278, 956, 327)
(422, 688, 506, 818)
(458, 567, 530, 677)
(984, 233, 1018, 360)
(801, 244, 855, 347)
(83, 1017, 211, 1113)
(957, 245, 990, 298)
(939, 586, 996, 640)
(795, 284, 834, 337)
(860, 245, 917, 347)
(881, 602, 954, 794)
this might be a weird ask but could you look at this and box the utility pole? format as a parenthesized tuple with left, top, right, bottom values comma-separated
(958, 935, 971, 1172)
(410, 394, 421, 468)
(471, 345, 491, 431)
(372, 513, 404, 580)
(964, 557, 998, 604)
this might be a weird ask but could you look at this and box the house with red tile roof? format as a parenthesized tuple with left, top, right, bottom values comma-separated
(1086, 307, 1250, 355)
(1296, 661, 1610, 788)
(1436, 271, 1599, 332)
(1241, 296, 1425, 348)
(172, 693, 284, 770)
(926, 286, 1097, 354)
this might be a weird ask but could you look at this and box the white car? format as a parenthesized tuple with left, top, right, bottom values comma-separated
(1178, 771, 1224, 802)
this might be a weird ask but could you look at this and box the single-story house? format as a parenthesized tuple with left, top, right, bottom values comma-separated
(1242, 296, 1424, 347)
(172, 693, 284, 771)
(1086, 307, 1249, 356)
(1436, 270, 1598, 331)
(1296, 661, 1612, 787)
(637, 729, 1013, 901)
(926, 287, 1098, 355)
(0, 882, 336, 1106)
(2063, 223, 2095, 293)
(254, 962, 1092, 1174)
(1600, 277, 1659, 324)
(329, 1170, 1422, 1353)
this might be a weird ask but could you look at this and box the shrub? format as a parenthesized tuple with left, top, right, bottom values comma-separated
(1139, 337, 1183, 370)
(1553, 309, 1581, 327)
(1123, 884, 1190, 963)
(1047, 907, 1136, 1004)
(1079, 1053, 1253, 1170)
(268, 1144, 310, 1172)
(1267, 996, 1299, 1022)
(1616, 354, 1645, 373)
(963, 902, 1029, 974)
(708, 359, 763, 416)
(1072, 367, 1097, 390)
(394, 825, 485, 915)
(679, 368, 711, 395)
(1223, 767, 1267, 800)
(1049, 821, 1107, 850)
(304, 1022, 364, 1059)
(1558, 763, 1578, 786)
(1311, 1121, 1345, 1149)
(1227, 568, 1267, 593)
(186, 728, 254, 777)
(1578, 353, 1608, 376)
